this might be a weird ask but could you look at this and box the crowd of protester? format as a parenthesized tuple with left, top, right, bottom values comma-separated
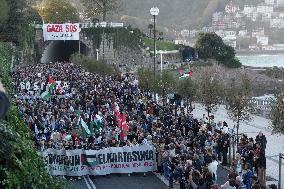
(12, 62, 272, 189)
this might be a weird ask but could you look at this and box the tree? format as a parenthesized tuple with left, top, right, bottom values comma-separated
(0, 43, 65, 189)
(270, 91, 284, 135)
(195, 33, 225, 60)
(216, 44, 235, 62)
(176, 78, 197, 112)
(82, 0, 121, 21)
(137, 67, 155, 92)
(153, 70, 175, 105)
(0, 0, 9, 25)
(195, 33, 241, 68)
(71, 53, 117, 76)
(226, 73, 254, 144)
(198, 64, 224, 118)
(38, 0, 79, 23)
(0, 0, 27, 43)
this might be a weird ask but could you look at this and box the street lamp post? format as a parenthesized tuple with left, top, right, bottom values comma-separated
(159, 50, 163, 72)
(96, 49, 99, 61)
(150, 7, 159, 78)
(279, 153, 284, 189)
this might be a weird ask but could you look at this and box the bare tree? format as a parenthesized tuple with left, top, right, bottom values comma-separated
(226, 72, 254, 144)
(197, 64, 224, 118)
(82, 0, 121, 21)
(176, 78, 197, 112)
(270, 90, 284, 135)
(153, 70, 175, 105)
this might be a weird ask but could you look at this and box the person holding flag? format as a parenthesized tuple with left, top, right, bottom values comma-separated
(77, 111, 91, 138)
(40, 76, 56, 101)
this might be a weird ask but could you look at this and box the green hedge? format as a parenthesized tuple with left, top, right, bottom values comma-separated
(83, 26, 144, 50)
(0, 43, 65, 189)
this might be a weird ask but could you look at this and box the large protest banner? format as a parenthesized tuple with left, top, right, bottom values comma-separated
(40, 146, 157, 176)
(42, 23, 81, 41)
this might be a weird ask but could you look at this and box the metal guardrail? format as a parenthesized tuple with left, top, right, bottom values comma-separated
(33, 22, 124, 29)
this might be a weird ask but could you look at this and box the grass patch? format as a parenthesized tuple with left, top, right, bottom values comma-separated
(144, 38, 178, 51)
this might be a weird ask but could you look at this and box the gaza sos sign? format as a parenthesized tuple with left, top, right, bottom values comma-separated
(42, 23, 81, 41)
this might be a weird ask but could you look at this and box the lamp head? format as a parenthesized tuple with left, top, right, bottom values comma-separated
(150, 7, 159, 16)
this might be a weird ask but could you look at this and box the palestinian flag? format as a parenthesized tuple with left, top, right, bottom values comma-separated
(77, 111, 91, 136)
(178, 71, 193, 81)
(40, 76, 56, 100)
(40, 90, 51, 101)
(94, 114, 103, 134)
(81, 154, 98, 167)
(176, 70, 184, 76)
(48, 76, 56, 92)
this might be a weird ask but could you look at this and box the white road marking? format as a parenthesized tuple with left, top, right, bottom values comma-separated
(87, 175, 97, 189)
(83, 176, 92, 189)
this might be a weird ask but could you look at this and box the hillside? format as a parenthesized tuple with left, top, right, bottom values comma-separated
(68, 0, 264, 38)
(119, 0, 227, 35)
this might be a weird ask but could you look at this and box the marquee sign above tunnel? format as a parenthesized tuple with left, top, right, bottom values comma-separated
(42, 23, 81, 41)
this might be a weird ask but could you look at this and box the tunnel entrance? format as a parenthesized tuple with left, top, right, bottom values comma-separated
(41, 40, 90, 63)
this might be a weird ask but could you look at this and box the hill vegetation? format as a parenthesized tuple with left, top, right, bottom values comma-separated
(120, 0, 227, 31)
(116, 0, 265, 37)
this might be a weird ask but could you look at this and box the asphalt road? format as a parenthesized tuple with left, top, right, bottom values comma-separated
(68, 166, 229, 189)
(69, 173, 168, 189)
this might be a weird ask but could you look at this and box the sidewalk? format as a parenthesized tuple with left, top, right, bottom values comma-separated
(192, 104, 283, 187)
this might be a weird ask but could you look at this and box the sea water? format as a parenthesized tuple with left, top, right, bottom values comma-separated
(237, 53, 284, 68)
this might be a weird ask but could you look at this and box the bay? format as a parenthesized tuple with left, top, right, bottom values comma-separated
(237, 53, 284, 68)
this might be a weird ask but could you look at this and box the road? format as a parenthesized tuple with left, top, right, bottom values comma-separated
(68, 166, 229, 189)
(69, 173, 168, 189)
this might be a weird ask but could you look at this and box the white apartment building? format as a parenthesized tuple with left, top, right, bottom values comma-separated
(265, 0, 276, 5)
(279, 13, 284, 19)
(190, 30, 199, 38)
(181, 29, 190, 37)
(243, 5, 257, 15)
(201, 27, 213, 33)
(252, 28, 265, 37)
(212, 12, 223, 22)
(277, 0, 284, 6)
(224, 31, 237, 40)
(263, 13, 272, 19)
(256, 36, 269, 46)
(270, 18, 284, 28)
(257, 5, 274, 14)
(225, 2, 239, 13)
(174, 39, 187, 45)
(238, 30, 248, 37)
(224, 40, 237, 48)
(215, 30, 225, 38)
(235, 12, 244, 18)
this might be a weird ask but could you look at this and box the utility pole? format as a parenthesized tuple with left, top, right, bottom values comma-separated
(279, 153, 283, 189)
(78, 35, 81, 56)
(150, 7, 159, 78)
(153, 14, 156, 77)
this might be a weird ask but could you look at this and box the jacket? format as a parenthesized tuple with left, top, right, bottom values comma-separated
(0, 91, 10, 119)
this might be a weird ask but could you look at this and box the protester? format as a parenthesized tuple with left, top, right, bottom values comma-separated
(12, 62, 268, 188)
(0, 80, 10, 119)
